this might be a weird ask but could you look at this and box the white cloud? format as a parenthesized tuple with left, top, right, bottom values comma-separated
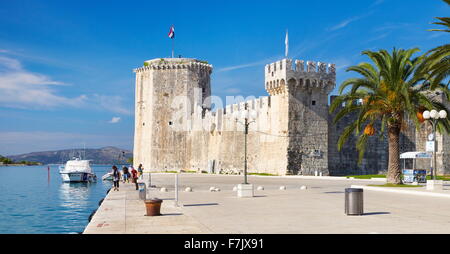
(0, 54, 132, 114)
(366, 32, 390, 42)
(329, 15, 365, 31)
(371, 0, 385, 7)
(328, 9, 376, 32)
(0, 55, 88, 109)
(109, 116, 121, 123)
(216, 56, 281, 73)
(373, 23, 411, 32)
(93, 94, 132, 115)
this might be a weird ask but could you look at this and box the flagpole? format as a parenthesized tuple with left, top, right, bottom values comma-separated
(169, 25, 175, 58)
(285, 29, 289, 58)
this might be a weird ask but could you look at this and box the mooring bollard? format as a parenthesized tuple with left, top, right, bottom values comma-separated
(148, 173, 152, 188)
(345, 188, 364, 215)
(175, 173, 179, 207)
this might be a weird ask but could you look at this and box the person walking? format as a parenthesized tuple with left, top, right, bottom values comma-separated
(112, 165, 121, 191)
(122, 166, 129, 183)
(131, 166, 139, 190)
(138, 164, 143, 179)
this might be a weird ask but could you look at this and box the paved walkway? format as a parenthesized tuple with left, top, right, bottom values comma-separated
(84, 174, 450, 234)
(83, 183, 211, 234)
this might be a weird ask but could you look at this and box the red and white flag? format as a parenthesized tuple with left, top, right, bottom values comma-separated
(168, 25, 175, 39)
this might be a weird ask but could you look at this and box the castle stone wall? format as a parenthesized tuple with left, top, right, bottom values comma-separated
(133, 57, 450, 176)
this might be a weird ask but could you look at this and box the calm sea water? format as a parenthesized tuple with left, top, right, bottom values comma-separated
(0, 165, 115, 234)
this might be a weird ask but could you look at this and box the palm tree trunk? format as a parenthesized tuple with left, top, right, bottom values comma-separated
(387, 125, 402, 184)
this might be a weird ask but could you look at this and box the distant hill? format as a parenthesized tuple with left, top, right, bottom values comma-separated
(7, 146, 133, 165)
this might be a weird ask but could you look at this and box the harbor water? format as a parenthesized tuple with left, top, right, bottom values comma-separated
(0, 165, 116, 234)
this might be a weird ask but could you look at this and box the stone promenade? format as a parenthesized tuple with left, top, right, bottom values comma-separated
(84, 174, 450, 234)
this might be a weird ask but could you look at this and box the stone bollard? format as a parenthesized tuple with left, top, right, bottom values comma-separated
(185, 187, 192, 192)
(214, 188, 221, 192)
(232, 186, 238, 191)
(300, 185, 307, 190)
(209, 187, 216, 192)
(257, 186, 264, 191)
(160, 187, 167, 192)
(279, 186, 286, 190)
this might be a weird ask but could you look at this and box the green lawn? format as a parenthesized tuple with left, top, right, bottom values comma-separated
(345, 174, 386, 179)
(346, 174, 450, 181)
(162, 170, 178, 173)
(248, 173, 278, 176)
(368, 183, 422, 188)
(426, 176, 450, 181)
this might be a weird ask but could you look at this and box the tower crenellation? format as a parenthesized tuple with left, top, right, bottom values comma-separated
(265, 58, 336, 96)
(134, 58, 213, 73)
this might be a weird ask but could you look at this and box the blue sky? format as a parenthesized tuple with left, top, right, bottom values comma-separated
(0, 0, 448, 155)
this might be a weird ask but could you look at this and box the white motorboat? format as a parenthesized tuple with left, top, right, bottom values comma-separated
(59, 157, 97, 183)
(102, 172, 113, 181)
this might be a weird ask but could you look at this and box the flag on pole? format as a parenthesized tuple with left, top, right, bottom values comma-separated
(285, 30, 289, 58)
(168, 25, 175, 39)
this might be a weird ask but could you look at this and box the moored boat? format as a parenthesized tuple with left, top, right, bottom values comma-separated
(59, 158, 97, 182)
(101, 172, 113, 181)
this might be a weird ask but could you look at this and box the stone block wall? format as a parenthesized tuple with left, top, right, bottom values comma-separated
(133, 57, 450, 176)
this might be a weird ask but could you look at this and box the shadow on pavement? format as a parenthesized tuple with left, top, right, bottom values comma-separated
(162, 213, 183, 216)
(363, 212, 390, 216)
(183, 203, 219, 207)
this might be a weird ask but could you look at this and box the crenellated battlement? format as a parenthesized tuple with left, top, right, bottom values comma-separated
(193, 96, 272, 132)
(134, 58, 213, 73)
(222, 96, 271, 115)
(265, 59, 336, 75)
(265, 58, 336, 96)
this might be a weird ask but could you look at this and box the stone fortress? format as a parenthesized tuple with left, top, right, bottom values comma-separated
(133, 57, 450, 176)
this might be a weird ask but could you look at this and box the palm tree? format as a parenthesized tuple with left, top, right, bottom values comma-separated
(420, 0, 450, 87)
(330, 48, 450, 184)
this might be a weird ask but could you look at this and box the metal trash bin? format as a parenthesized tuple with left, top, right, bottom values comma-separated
(345, 188, 363, 215)
(138, 182, 146, 200)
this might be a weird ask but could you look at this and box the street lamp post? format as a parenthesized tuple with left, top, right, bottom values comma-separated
(233, 103, 257, 197)
(423, 109, 447, 180)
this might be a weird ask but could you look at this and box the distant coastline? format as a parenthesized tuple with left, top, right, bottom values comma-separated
(4, 146, 133, 165)
(0, 163, 42, 167)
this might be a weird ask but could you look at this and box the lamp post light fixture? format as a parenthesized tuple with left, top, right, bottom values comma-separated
(233, 103, 257, 185)
(423, 109, 447, 181)
(233, 103, 257, 197)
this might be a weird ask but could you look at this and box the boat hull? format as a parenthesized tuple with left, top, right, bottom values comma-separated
(60, 172, 96, 183)
(102, 172, 113, 181)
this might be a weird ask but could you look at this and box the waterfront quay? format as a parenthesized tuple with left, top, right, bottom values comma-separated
(84, 173, 450, 234)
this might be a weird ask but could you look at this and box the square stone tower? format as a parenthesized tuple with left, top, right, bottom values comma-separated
(133, 58, 212, 171)
(264, 59, 336, 175)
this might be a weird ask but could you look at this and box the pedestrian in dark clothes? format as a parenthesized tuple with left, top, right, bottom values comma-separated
(112, 165, 121, 191)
